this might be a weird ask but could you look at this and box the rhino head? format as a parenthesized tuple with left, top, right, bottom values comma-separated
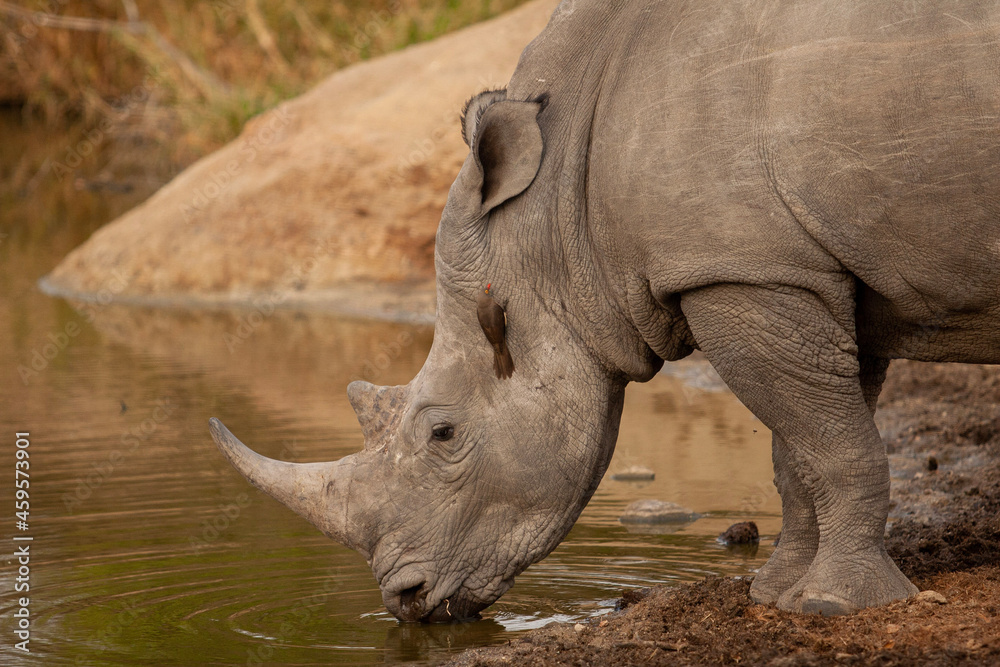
(210, 89, 672, 622)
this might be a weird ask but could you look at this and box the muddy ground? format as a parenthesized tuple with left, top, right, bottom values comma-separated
(447, 360, 1000, 666)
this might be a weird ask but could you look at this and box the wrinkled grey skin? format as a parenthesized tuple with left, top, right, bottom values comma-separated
(211, 0, 1000, 621)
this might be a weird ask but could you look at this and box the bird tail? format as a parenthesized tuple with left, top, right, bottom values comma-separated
(494, 346, 515, 379)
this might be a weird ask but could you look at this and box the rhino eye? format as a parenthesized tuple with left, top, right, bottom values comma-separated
(431, 424, 455, 441)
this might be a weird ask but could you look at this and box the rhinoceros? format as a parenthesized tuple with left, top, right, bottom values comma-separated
(210, 0, 1000, 621)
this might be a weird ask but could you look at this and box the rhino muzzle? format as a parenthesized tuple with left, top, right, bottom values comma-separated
(212, 379, 505, 623)
(382, 579, 492, 623)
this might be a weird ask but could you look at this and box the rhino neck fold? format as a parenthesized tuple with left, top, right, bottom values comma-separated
(503, 7, 663, 382)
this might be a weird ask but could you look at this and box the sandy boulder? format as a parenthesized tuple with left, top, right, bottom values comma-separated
(43, 0, 559, 318)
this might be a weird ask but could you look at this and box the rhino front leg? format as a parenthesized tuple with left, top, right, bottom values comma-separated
(749, 354, 890, 604)
(682, 284, 916, 615)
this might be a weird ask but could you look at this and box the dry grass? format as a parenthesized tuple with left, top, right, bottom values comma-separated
(0, 0, 530, 180)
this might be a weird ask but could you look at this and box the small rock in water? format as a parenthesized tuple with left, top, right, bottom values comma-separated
(619, 499, 697, 524)
(573, 623, 585, 633)
(927, 456, 939, 471)
(611, 465, 655, 481)
(718, 521, 760, 545)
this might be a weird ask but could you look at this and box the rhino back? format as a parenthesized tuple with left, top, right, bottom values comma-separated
(764, 4, 1000, 319)
(513, 0, 1000, 357)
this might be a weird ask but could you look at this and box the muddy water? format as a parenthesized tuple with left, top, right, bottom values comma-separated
(0, 111, 779, 665)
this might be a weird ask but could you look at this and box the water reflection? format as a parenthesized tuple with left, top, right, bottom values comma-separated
(383, 619, 510, 663)
(0, 294, 780, 665)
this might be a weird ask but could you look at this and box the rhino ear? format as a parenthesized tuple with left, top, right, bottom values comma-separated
(461, 89, 508, 147)
(463, 91, 546, 214)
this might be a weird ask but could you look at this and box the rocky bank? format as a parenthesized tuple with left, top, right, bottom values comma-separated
(42, 0, 560, 320)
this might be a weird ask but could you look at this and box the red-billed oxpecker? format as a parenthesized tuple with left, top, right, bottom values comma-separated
(476, 283, 514, 379)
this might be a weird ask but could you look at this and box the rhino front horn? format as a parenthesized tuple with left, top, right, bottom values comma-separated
(208, 417, 373, 558)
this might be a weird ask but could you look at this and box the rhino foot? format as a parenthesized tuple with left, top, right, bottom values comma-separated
(749, 543, 815, 605)
(775, 547, 918, 615)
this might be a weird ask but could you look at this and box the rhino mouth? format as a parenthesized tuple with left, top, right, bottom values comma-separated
(400, 584, 477, 623)
(384, 576, 488, 623)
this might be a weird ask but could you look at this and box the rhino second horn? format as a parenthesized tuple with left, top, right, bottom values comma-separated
(208, 417, 371, 558)
(347, 381, 405, 447)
